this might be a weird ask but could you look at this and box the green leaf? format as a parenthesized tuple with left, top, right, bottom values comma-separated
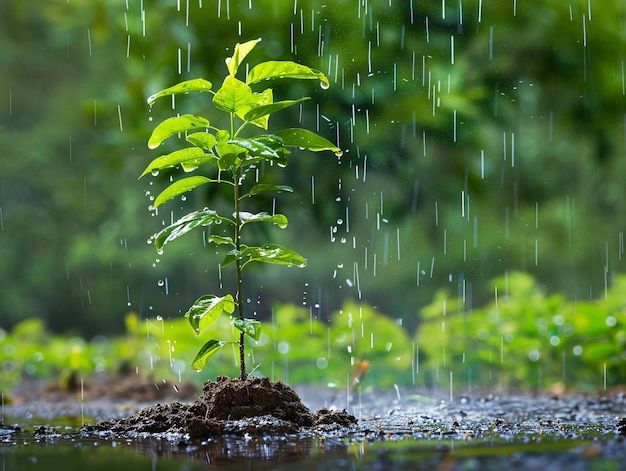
(229, 135, 284, 162)
(148, 115, 210, 149)
(147, 78, 213, 106)
(207, 234, 235, 246)
(216, 130, 246, 170)
(239, 211, 288, 229)
(226, 38, 262, 76)
(139, 148, 214, 178)
(274, 128, 341, 153)
(186, 132, 217, 151)
(232, 318, 261, 341)
(180, 154, 218, 173)
(153, 176, 215, 208)
(154, 209, 233, 253)
(190, 339, 229, 371)
(243, 97, 310, 124)
(240, 184, 293, 199)
(213, 76, 254, 114)
(222, 244, 307, 270)
(247, 61, 329, 88)
(237, 89, 273, 130)
(185, 294, 235, 334)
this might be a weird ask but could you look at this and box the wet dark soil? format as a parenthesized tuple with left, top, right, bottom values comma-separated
(79, 375, 357, 439)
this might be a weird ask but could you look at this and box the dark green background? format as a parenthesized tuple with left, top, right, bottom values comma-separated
(1, 0, 625, 335)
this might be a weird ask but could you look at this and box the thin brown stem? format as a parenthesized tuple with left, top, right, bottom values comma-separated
(233, 167, 246, 380)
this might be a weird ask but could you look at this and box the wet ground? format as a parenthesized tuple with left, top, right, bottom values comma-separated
(2, 376, 626, 470)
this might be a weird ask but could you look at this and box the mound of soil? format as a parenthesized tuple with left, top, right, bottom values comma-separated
(79, 376, 356, 439)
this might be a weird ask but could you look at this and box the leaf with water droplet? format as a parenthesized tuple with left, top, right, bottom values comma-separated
(207, 234, 235, 246)
(139, 147, 215, 178)
(240, 184, 293, 199)
(221, 244, 306, 270)
(154, 209, 234, 253)
(153, 176, 220, 208)
(238, 211, 288, 229)
(148, 115, 210, 149)
(190, 339, 230, 371)
(274, 128, 340, 153)
(232, 317, 261, 341)
(247, 61, 329, 89)
(146, 78, 213, 106)
(185, 293, 235, 334)
(229, 135, 285, 166)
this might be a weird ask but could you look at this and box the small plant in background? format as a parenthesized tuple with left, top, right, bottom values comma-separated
(142, 38, 340, 380)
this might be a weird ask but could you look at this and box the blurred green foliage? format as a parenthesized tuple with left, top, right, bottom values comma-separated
(416, 272, 626, 391)
(1, 1, 626, 389)
(2, 274, 624, 393)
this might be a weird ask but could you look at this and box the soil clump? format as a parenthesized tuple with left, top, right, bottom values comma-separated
(79, 375, 356, 439)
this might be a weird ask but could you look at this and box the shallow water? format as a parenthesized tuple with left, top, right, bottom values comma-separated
(3, 389, 626, 470)
(2, 426, 624, 471)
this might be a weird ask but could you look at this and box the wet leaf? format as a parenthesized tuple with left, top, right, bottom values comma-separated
(226, 38, 261, 76)
(139, 148, 214, 178)
(216, 130, 246, 170)
(147, 78, 213, 106)
(207, 234, 235, 246)
(273, 128, 341, 153)
(191, 339, 228, 371)
(240, 184, 293, 199)
(232, 318, 261, 341)
(185, 294, 235, 333)
(153, 176, 219, 208)
(148, 115, 210, 149)
(213, 76, 254, 114)
(239, 211, 288, 229)
(154, 209, 234, 253)
(237, 89, 273, 130)
(243, 97, 310, 123)
(186, 132, 217, 151)
(221, 244, 306, 270)
(247, 61, 329, 88)
(229, 135, 284, 162)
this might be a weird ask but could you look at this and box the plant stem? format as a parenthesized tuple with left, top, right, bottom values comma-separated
(232, 114, 247, 381)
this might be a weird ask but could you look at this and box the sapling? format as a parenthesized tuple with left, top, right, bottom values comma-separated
(141, 39, 340, 380)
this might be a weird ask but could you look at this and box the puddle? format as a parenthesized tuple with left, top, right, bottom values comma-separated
(3, 389, 626, 470)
